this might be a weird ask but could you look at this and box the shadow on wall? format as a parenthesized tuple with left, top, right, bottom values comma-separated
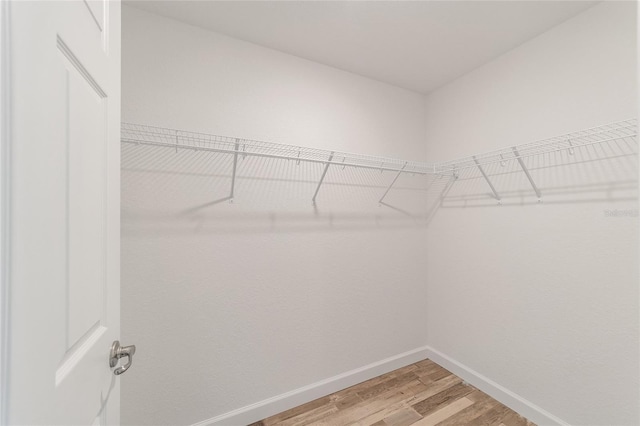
(121, 138, 638, 235)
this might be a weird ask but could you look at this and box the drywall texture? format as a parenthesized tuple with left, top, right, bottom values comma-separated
(424, 2, 638, 425)
(121, 6, 429, 425)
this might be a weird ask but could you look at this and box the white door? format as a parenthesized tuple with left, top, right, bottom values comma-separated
(6, 1, 123, 424)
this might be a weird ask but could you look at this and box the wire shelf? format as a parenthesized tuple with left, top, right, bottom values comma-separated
(121, 123, 436, 175)
(436, 118, 637, 174)
(122, 119, 638, 209)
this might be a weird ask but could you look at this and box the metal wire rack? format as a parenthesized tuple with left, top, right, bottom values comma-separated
(121, 119, 638, 207)
(437, 119, 637, 173)
(121, 123, 435, 174)
(435, 118, 637, 203)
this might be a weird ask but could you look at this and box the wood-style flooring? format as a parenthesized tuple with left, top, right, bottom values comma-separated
(250, 359, 535, 426)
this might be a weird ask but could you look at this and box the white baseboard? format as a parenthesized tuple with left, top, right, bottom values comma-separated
(423, 346, 570, 426)
(191, 344, 569, 426)
(190, 345, 431, 426)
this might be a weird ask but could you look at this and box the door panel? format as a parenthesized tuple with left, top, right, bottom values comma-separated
(9, 1, 121, 424)
(62, 36, 108, 356)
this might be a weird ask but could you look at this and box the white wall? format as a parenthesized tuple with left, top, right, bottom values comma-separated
(121, 6, 429, 426)
(123, 3, 639, 426)
(423, 2, 638, 425)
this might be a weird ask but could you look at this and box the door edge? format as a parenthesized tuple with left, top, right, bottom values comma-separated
(0, 0, 12, 424)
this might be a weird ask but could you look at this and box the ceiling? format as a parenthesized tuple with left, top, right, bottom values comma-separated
(126, 1, 599, 94)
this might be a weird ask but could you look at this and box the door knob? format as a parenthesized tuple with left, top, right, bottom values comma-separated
(109, 340, 136, 375)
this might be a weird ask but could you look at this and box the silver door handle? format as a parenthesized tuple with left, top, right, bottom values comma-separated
(110, 340, 136, 375)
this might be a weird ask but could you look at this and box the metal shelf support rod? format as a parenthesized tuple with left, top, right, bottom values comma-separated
(512, 146, 542, 200)
(379, 162, 407, 204)
(473, 156, 501, 202)
(229, 140, 240, 202)
(312, 151, 335, 204)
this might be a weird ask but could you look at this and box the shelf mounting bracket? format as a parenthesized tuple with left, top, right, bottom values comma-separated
(473, 156, 501, 203)
(229, 139, 240, 203)
(512, 146, 542, 201)
(379, 162, 407, 205)
(312, 151, 335, 205)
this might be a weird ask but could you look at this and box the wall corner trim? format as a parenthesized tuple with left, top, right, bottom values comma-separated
(190, 345, 431, 426)
(423, 346, 571, 426)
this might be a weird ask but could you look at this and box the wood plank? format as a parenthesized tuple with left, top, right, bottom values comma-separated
(348, 374, 462, 426)
(314, 380, 428, 426)
(391, 364, 420, 376)
(334, 364, 420, 403)
(468, 404, 512, 426)
(413, 361, 452, 382)
(423, 365, 452, 382)
(262, 396, 332, 425)
(466, 389, 488, 403)
(381, 408, 422, 426)
(357, 371, 419, 401)
(411, 382, 475, 416)
(497, 410, 530, 426)
(411, 397, 475, 426)
(435, 390, 498, 426)
(276, 404, 339, 426)
(413, 359, 437, 370)
(332, 392, 363, 410)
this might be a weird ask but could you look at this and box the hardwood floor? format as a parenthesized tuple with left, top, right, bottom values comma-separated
(250, 359, 535, 426)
